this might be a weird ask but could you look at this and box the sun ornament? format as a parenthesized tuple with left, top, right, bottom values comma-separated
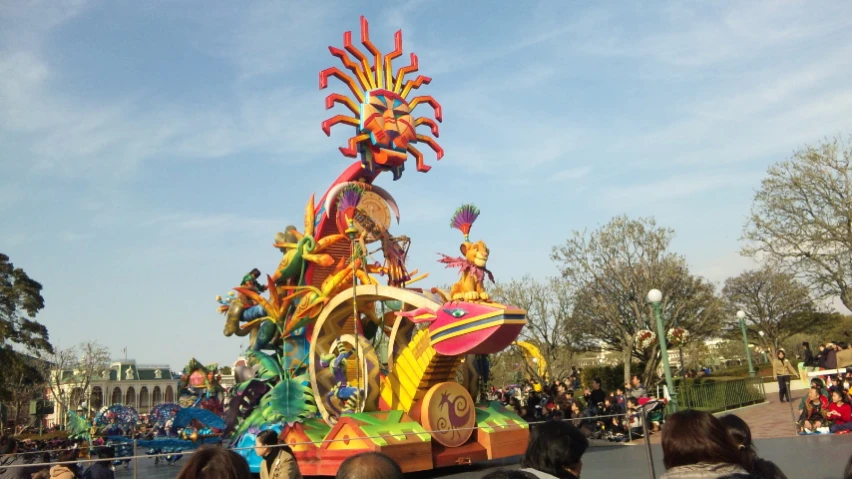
(320, 16, 444, 180)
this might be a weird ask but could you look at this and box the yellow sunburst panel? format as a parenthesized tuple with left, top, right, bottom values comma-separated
(319, 16, 444, 179)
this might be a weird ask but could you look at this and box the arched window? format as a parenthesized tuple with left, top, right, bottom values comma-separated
(125, 387, 136, 407)
(152, 386, 162, 406)
(139, 387, 149, 409)
(164, 385, 174, 403)
(91, 387, 103, 410)
(111, 387, 122, 405)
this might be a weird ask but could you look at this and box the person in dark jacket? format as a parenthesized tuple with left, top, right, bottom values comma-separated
(82, 447, 115, 479)
(0, 436, 39, 479)
(802, 342, 816, 367)
(826, 343, 839, 370)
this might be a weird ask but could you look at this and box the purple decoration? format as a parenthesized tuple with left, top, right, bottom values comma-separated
(336, 184, 364, 212)
(450, 204, 480, 237)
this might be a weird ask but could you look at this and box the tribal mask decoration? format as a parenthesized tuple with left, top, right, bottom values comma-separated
(320, 16, 443, 180)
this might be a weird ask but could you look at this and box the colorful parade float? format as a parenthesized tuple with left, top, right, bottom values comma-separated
(216, 17, 530, 475)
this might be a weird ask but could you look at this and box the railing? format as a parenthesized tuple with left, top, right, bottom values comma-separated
(675, 377, 766, 413)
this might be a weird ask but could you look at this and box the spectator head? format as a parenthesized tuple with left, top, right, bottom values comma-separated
(175, 446, 250, 479)
(521, 420, 588, 479)
(336, 452, 403, 479)
(0, 435, 19, 455)
(811, 378, 825, 389)
(557, 383, 566, 393)
(616, 387, 624, 395)
(807, 388, 820, 401)
(97, 446, 115, 463)
(802, 341, 810, 349)
(777, 350, 786, 360)
(832, 389, 849, 404)
(662, 410, 742, 470)
(592, 378, 602, 389)
(254, 429, 280, 458)
(482, 470, 537, 479)
(631, 375, 642, 387)
(249, 268, 261, 278)
(58, 448, 78, 462)
(718, 414, 757, 473)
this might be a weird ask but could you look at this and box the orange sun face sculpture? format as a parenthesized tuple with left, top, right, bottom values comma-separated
(320, 16, 443, 180)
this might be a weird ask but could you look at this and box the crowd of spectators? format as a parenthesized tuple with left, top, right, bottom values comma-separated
(487, 371, 663, 442)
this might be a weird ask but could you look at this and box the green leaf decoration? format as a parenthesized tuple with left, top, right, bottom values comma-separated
(262, 373, 317, 425)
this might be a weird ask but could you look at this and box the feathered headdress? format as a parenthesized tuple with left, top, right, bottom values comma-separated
(336, 184, 364, 231)
(450, 204, 480, 241)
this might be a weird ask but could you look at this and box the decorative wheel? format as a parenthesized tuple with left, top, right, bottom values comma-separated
(309, 285, 444, 425)
(419, 382, 475, 447)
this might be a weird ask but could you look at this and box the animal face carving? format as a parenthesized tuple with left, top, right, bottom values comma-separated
(460, 240, 489, 268)
(396, 302, 526, 356)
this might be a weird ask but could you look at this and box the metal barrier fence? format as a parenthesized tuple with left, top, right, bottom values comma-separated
(0, 410, 656, 477)
(676, 376, 766, 413)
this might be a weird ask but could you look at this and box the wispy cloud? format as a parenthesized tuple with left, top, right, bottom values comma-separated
(0, 3, 336, 181)
(549, 166, 592, 182)
(601, 170, 763, 208)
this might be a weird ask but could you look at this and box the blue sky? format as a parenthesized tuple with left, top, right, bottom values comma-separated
(2, 1, 852, 370)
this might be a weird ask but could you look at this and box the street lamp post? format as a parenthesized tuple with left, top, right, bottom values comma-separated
(737, 311, 755, 377)
(757, 331, 772, 364)
(648, 289, 678, 412)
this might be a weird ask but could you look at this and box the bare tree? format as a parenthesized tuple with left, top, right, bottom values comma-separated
(722, 266, 830, 354)
(490, 275, 591, 382)
(45, 341, 111, 419)
(743, 136, 852, 310)
(0, 352, 46, 427)
(552, 216, 723, 384)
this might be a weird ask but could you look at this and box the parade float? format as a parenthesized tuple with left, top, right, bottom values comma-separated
(215, 17, 529, 475)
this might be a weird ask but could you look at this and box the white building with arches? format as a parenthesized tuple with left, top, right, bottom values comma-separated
(46, 359, 178, 427)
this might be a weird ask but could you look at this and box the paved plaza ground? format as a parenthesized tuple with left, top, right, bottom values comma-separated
(108, 388, 851, 478)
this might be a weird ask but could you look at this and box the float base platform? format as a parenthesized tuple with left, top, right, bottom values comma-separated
(282, 402, 529, 475)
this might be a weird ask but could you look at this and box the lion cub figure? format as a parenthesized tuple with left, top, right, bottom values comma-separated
(438, 205, 494, 301)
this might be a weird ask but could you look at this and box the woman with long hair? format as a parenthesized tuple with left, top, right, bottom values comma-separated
(719, 414, 787, 479)
(772, 350, 799, 403)
(254, 430, 302, 479)
(175, 446, 250, 479)
(660, 410, 760, 479)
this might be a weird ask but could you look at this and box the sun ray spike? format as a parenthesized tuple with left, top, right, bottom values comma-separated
(321, 115, 359, 136)
(415, 134, 444, 160)
(407, 144, 431, 173)
(343, 30, 375, 89)
(409, 96, 442, 121)
(393, 53, 419, 94)
(325, 93, 359, 115)
(400, 75, 432, 99)
(304, 194, 315, 237)
(359, 16, 383, 89)
(414, 117, 440, 137)
(340, 133, 370, 157)
(329, 47, 372, 91)
(383, 30, 403, 89)
(319, 68, 364, 103)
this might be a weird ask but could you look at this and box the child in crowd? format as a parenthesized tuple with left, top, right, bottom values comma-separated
(798, 387, 828, 434)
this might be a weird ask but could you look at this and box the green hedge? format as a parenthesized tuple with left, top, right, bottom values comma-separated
(579, 364, 627, 393)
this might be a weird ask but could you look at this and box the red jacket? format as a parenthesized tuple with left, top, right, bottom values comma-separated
(827, 402, 852, 423)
